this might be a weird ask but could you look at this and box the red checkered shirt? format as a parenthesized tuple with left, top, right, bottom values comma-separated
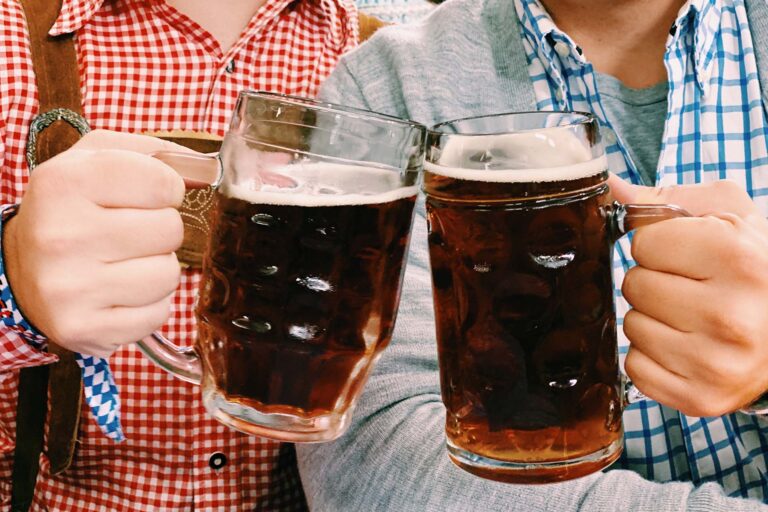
(0, 0, 358, 509)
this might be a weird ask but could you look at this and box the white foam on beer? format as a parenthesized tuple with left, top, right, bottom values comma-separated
(426, 130, 606, 183)
(221, 163, 417, 206)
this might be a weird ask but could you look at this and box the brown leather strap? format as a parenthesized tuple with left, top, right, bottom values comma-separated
(21, 0, 84, 163)
(11, 366, 48, 512)
(13, 0, 84, 508)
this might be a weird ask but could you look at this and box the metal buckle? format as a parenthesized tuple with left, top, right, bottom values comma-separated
(26, 108, 91, 170)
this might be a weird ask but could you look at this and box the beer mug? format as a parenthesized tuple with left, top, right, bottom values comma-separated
(424, 112, 688, 483)
(139, 91, 426, 442)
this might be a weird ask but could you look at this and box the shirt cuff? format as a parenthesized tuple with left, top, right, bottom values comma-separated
(0, 204, 57, 371)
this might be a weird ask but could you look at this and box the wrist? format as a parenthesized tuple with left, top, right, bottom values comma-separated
(0, 205, 47, 349)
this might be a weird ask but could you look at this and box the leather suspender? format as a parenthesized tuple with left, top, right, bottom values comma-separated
(12, 0, 85, 510)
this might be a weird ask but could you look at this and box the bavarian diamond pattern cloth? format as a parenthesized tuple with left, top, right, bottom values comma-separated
(76, 355, 125, 441)
(0, 204, 124, 441)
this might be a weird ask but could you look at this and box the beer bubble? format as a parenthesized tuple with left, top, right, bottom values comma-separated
(526, 214, 580, 271)
(250, 213, 276, 226)
(548, 377, 578, 390)
(425, 130, 604, 182)
(232, 316, 272, 333)
(295, 276, 332, 292)
(257, 265, 279, 276)
(530, 252, 575, 269)
(223, 163, 417, 206)
(532, 328, 588, 389)
(473, 262, 492, 273)
(288, 324, 323, 342)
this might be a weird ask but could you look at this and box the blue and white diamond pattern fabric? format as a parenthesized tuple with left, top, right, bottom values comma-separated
(516, 0, 768, 499)
(0, 204, 125, 441)
(77, 354, 125, 441)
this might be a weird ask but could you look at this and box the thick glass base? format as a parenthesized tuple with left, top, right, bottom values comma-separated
(446, 436, 623, 484)
(202, 388, 352, 443)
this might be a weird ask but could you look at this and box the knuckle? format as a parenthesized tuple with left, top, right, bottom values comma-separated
(623, 347, 641, 380)
(77, 128, 109, 146)
(44, 272, 83, 303)
(622, 309, 642, 342)
(621, 268, 640, 304)
(710, 179, 747, 200)
(52, 315, 91, 347)
(629, 228, 650, 264)
(705, 353, 744, 385)
(729, 237, 763, 279)
(165, 209, 185, 249)
(706, 308, 757, 346)
(30, 224, 77, 256)
(154, 166, 185, 207)
(149, 296, 173, 331)
(163, 253, 182, 290)
(691, 393, 738, 417)
(30, 157, 79, 194)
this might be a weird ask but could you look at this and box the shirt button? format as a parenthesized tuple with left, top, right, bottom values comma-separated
(554, 41, 570, 58)
(208, 452, 227, 470)
(603, 128, 618, 145)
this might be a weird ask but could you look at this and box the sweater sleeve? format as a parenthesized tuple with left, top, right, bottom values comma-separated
(295, 52, 768, 512)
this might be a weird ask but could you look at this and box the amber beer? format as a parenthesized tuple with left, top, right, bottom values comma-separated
(425, 157, 623, 483)
(196, 164, 416, 440)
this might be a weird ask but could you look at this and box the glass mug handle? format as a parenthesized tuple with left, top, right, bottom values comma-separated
(606, 201, 691, 406)
(135, 151, 222, 385)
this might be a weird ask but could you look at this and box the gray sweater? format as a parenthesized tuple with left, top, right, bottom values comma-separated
(296, 0, 768, 510)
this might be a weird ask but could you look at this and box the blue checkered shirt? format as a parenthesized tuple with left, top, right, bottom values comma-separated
(515, 0, 768, 499)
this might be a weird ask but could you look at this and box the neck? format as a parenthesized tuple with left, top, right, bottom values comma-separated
(166, 0, 267, 53)
(540, 0, 686, 88)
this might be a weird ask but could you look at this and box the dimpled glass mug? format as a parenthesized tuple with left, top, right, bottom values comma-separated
(139, 91, 426, 442)
(423, 111, 689, 483)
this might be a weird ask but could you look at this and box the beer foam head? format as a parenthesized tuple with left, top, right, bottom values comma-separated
(221, 163, 417, 206)
(427, 129, 606, 183)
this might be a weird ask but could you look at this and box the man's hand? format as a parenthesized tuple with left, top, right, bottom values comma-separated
(609, 175, 768, 417)
(4, 130, 188, 358)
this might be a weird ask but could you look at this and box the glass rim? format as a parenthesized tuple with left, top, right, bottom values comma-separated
(240, 90, 427, 133)
(428, 110, 597, 137)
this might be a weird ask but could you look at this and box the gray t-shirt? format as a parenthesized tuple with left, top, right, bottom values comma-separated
(596, 73, 668, 186)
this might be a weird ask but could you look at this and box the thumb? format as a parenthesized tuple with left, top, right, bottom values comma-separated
(607, 173, 759, 218)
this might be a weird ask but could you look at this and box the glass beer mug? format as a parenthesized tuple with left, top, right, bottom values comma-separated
(139, 91, 426, 442)
(423, 112, 688, 483)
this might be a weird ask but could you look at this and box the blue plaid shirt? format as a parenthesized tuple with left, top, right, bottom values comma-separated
(515, 0, 768, 499)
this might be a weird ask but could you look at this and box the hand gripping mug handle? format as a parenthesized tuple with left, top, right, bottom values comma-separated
(606, 201, 691, 406)
(135, 151, 223, 385)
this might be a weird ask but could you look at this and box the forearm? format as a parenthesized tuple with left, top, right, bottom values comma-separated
(297, 395, 760, 511)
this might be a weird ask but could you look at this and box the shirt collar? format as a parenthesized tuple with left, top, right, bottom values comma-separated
(50, 0, 105, 35)
(670, 0, 721, 91)
(515, 0, 722, 93)
(50, 0, 359, 49)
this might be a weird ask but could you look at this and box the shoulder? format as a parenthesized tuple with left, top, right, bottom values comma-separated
(0, 0, 35, 118)
(0, 0, 29, 41)
(329, 0, 505, 123)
